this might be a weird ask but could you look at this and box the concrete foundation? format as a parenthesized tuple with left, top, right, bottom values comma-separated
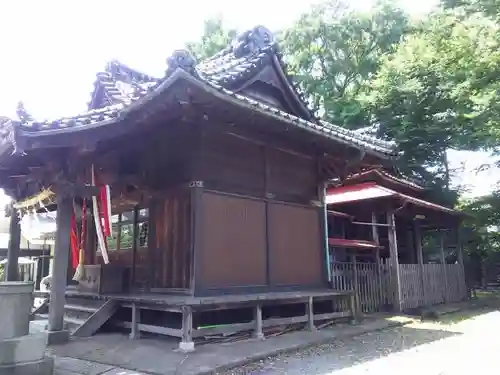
(0, 282, 53, 374)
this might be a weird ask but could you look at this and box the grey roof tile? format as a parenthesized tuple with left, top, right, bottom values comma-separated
(9, 26, 397, 158)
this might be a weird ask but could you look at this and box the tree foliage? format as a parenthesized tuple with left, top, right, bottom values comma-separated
(363, 11, 500, 187)
(442, 0, 500, 19)
(186, 17, 237, 61)
(280, 0, 410, 127)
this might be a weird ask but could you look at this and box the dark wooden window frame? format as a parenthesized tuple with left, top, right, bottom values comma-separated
(99, 206, 149, 253)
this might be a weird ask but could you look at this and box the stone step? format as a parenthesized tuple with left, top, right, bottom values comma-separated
(33, 313, 49, 321)
(63, 316, 86, 334)
(64, 304, 98, 313)
(64, 316, 86, 327)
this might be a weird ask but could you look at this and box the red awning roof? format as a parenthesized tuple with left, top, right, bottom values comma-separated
(326, 182, 458, 215)
(328, 238, 380, 250)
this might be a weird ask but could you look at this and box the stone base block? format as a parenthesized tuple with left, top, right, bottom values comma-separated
(178, 340, 195, 352)
(0, 334, 46, 365)
(46, 330, 70, 345)
(0, 356, 54, 375)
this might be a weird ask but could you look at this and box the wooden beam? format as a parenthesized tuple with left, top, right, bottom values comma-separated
(371, 212, 383, 309)
(456, 226, 464, 266)
(352, 252, 361, 321)
(253, 304, 264, 339)
(439, 231, 449, 303)
(179, 306, 194, 352)
(352, 221, 391, 227)
(387, 211, 402, 312)
(414, 220, 427, 307)
(48, 194, 73, 333)
(307, 296, 317, 331)
(130, 303, 140, 340)
(5, 206, 21, 281)
(72, 300, 119, 338)
(56, 183, 100, 199)
(131, 207, 139, 288)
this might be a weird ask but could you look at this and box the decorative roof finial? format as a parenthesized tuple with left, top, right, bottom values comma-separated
(165, 50, 198, 76)
(232, 26, 275, 58)
(16, 101, 34, 123)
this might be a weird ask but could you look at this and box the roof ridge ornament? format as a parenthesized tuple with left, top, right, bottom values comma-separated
(166, 50, 198, 76)
(232, 26, 275, 58)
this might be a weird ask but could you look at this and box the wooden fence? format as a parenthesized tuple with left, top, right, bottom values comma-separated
(331, 261, 467, 313)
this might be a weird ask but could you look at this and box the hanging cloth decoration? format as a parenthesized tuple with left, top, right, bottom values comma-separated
(99, 185, 112, 237)
(91, 164, 110, 264)
(72, 200, 87, 282)
(70, 209, 79, 270)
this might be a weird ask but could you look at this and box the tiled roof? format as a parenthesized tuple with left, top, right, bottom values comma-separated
(8, 26, 398, 158)
(346, 168, 424, 190)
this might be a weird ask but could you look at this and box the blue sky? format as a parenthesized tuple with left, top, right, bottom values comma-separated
(0, 0, 493, 201)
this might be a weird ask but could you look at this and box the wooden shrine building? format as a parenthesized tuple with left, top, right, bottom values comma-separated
(0, 27, 400, 349)
(325, 168, 468, 312)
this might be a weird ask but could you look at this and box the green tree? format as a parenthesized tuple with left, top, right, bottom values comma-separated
(186, 17, 237, 60)
(458, 193, 500, 285)
(280, 0, 410, 127)
(441, 0, 500, 19)
(363, 10, 500, 189)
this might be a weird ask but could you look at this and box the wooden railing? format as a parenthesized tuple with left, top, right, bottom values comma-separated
(331, 261, 467, 313)
(399, 263, 467, 310)
(331, 262, 391, 313)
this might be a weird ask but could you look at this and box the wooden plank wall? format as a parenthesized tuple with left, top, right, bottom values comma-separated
(150, 187, 192, 290)
(331, 262, 391, 313)
(198, 192, 267, 290)
(268, 203, 322, 287)
(331, 262, 467, 313)
(399, 263, 467, 310)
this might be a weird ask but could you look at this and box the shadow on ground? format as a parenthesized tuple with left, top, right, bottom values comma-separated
(223, 324, 461, 375)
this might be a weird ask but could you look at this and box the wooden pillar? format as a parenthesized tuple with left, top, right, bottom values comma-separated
(48, 194, 73, 333)
(352, 251, 361, 320)
(456, 225, 464, 266)
(407, 226, 416, 264)
(387, 211, 402, 312)
(371, 212, 383, 309)
(179, 306, 194, 352)
(307, 296, 317, 331)
(5, 206, 21, 281)
(439, 230, 449, 303)
(456, 224, 468, 299)
(189, 181, 204, 294)
(414, 220, 427, 307)
(253, 304, 264, 339)
(130, 303, 140, 340)
(131, 206, 139, 288)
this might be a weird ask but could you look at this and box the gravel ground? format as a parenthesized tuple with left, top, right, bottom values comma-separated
(221, 310, 500, 375)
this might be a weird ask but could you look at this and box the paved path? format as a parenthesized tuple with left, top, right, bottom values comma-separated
(223, 310, 500, 375)
(54, 356, 148, 375)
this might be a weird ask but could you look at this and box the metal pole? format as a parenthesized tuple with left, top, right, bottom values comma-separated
(322, 183, 332, 282)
